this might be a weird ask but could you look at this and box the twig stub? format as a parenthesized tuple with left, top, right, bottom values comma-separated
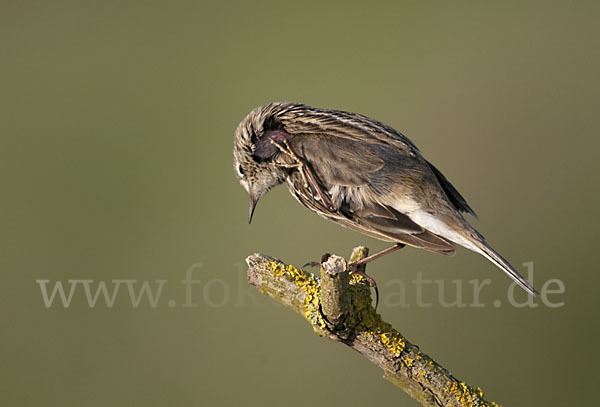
(319, 254, 350, 329)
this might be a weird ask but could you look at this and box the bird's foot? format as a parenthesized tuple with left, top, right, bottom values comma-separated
(302, 253, 331, 269)
(302, 261, 320, 269)
(304, 253, 380, 308)
(347, 261, 379, 309)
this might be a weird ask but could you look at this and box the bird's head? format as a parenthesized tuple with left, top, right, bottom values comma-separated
(233, 104, 290, 223)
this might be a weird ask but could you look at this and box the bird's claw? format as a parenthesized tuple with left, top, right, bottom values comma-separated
(302, 253, 331, 269)
(302, 261, 321, 269)
(347, 261, 380, 309)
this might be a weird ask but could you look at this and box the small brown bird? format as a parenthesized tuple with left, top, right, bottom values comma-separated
(233, 102, 537, 296)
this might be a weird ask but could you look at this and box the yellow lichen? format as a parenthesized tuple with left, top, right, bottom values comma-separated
(267, 258, 408, 359)
(266, 261, 325, 331)
(444, 380, 500, 407)
(403, 357, 414, 367)
(349, 272, 366, 284)
(343, 273, 408, 357)
(380, 332, 406, 355)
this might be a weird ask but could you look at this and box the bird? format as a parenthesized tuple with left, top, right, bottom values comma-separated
(233, 102, 537, 297)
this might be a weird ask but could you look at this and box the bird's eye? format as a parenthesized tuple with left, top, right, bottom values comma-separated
(237, 165, 245, 177)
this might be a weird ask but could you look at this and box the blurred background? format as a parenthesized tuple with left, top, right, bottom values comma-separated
(2, 1, 598, 406)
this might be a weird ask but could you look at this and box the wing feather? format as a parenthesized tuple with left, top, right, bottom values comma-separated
(427, 161, 477, 217)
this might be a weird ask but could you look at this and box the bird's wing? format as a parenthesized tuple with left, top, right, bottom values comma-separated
(349, 204, 456, 255)
(426, 161, 477, 217)
(282, 134, 456, 255)
(275, 104, 476, 216)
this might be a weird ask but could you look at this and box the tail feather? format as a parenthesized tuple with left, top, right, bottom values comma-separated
(404, 209, 537, 295)
(476, 243, 538, 296)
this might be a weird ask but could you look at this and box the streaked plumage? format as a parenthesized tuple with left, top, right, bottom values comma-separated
(233, 102, 537, 296)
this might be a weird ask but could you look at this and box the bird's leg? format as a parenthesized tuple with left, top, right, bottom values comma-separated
(347, 243, 405, 308)
(349, 243, 406, 269)
(305, 245, 404, 308)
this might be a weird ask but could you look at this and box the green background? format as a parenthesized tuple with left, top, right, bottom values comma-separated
(2, 1, 598, 406)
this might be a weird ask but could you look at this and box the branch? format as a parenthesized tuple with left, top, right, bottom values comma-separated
(246, 247, 500, 407)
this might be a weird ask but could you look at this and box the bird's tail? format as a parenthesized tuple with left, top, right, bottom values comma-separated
(473, 241, 538, 296)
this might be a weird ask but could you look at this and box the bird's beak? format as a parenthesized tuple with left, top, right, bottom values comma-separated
(248, 193, 259, 224)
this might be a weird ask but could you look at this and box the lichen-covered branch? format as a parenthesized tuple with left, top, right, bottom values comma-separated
(246, 247, 500, 407)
